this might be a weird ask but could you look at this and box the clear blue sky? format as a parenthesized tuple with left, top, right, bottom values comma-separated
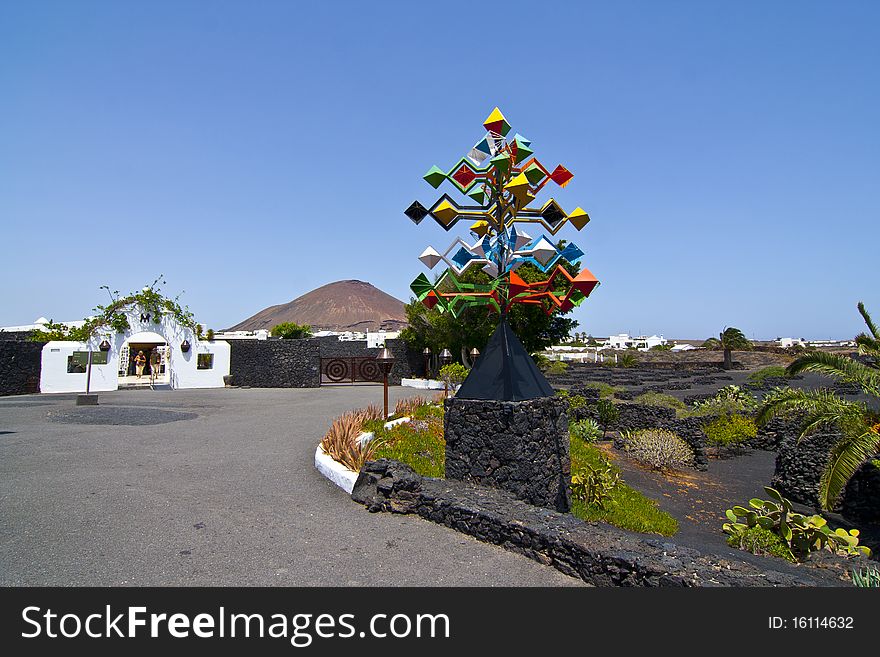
(1, 1, 877, 340)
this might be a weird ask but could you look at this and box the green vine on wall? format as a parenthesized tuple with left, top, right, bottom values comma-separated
(28, 275, 199, 342)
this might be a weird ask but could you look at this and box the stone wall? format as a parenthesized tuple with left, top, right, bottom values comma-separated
(444, 396, 571, 512)
(843, 459, 880, 523)
(228, 339, 321, 388)
(773, 433, 880, 522)
(351, 459, 847, 587)
(227, 337, 417, 388)
(572, 400, 709, 471)
(0, 340, 44, 396)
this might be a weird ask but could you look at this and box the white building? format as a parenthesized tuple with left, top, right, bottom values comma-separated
(607, 333, 667, 351)
(19, 307, 231, 394)
(777, 337, 807, 349)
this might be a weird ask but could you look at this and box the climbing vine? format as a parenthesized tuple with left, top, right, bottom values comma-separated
(28, 275, 198, 342)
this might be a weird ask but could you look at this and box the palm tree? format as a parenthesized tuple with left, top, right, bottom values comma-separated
(757, 302, 880, 510)
(702, 327, 753, 370)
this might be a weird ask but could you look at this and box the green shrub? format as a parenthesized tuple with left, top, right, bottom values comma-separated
(546, 360, 569, 376)
(650, 343, 673, 351)
(634, 391, 685, 412)
(371, 417, 445, 478)
(205, 328, 215, 341)
(569, 440, 677, 536)
(616, 353, 638, 368)
(620, 428, 694, 471)
(596, 399, 619, 438)
(271, 321, 312, 339)
(581, 382, 621, 399)
(747, 366, 789, 386)
(571, 462, 620, 510)
(566, 394, 588, 411)
(704, 413, 758, 447)
(570, 418, 602, 443)
(726, 525, 796, 563)
(439, 363, 469, 390)
(684, 386, 758, 418)
(852, 566, 880, 587)
(723, 486, 871, 562)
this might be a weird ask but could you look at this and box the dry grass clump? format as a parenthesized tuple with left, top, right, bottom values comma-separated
(394, 395, 430, 417)
(320, 406, 382, 471)
(620, 428, 694, 471)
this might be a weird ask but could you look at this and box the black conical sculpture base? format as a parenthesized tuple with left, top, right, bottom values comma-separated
(455, 317, 554, 401)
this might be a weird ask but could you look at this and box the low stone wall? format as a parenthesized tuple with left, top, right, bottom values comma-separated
(227, 337, 417, 388)
(774, 433, 880, 522)
(0, 340, 43, 396)
(228, 339, 321, 388)
(843, 459, 880, 523)
(444, 396, 570, 512)
(352, 459, 847, 587)
(574, 401, 709, 471)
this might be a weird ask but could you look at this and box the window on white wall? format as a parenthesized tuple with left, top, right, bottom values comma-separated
(67, 351, 108, 373)
(197, 353, 214, 370)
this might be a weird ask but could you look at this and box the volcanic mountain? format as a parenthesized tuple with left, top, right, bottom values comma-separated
(227, 280, 408, 333)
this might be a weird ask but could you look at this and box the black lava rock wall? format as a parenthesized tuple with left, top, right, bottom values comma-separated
(0, 339, 43, 396)
(228, 339, 321, 388)
(444, 396, 571, 512)
(228, 337, 417, 388)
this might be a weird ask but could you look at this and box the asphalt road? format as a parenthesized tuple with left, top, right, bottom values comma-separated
(0, 387, 582, 586)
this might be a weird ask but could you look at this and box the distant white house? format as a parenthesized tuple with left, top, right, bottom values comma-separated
(670, 343, 699, 352)
(777, 337, 807, 349)
(607, 333, 667, 351)
(3, 307, 231, 394)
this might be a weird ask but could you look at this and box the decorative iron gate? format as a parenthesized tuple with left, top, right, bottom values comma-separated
(320, 357, 382, 385)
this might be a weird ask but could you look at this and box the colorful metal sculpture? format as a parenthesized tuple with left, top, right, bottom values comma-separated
(406, 107, 599, 318)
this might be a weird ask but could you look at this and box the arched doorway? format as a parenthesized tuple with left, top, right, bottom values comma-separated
(120, 331, 170, 388)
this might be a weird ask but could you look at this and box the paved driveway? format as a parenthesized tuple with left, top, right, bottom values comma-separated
(0, 387, 581, 586)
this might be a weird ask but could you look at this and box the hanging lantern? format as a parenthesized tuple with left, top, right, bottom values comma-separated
(180, 340, 191, 353)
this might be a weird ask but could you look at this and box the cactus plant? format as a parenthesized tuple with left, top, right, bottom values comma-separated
(723, 486, 871, 561)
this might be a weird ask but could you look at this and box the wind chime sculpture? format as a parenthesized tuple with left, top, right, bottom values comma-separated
(405, 108, 600, 401)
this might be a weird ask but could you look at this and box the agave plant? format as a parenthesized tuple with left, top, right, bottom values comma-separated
(757, 302, 880, 510)
(702, 327, 753, 370)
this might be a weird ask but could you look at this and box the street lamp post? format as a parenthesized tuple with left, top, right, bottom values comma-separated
(422, 346, 432, 380)
(439, 348, 452, 397)
(376, 347, 396, 419)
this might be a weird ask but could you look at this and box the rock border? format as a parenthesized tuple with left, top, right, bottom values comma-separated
(351, 459, 853, 587)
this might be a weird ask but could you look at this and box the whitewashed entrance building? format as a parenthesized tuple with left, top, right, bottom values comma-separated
(38, 307, 230, 393)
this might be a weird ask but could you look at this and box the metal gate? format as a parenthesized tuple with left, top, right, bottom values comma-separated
(320, 357, 382, 385)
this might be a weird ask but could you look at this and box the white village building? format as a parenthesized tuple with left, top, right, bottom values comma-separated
(6, 307, 230, 394)
(606, 333, 667, 351)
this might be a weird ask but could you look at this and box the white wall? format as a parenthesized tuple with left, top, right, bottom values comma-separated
(40, 340, 121, 393)
(39, 306, 231, 393)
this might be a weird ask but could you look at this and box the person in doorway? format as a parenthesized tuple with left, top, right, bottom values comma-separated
(134, 351, 146, 378)
(150, 349, 161, 383)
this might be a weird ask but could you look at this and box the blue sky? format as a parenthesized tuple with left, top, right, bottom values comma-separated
(1, 1, 877, 340)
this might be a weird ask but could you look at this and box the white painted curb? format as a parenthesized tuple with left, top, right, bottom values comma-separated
(315, 416, 412, 494)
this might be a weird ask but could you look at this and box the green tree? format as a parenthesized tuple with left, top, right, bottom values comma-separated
(757, 302, 880, 510)
(401, 259, 578, 362)
(270, 322, 312, 339)
(702, 327, 753, 370)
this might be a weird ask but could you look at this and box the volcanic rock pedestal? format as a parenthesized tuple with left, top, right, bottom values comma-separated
(444, 396, 571, 512)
